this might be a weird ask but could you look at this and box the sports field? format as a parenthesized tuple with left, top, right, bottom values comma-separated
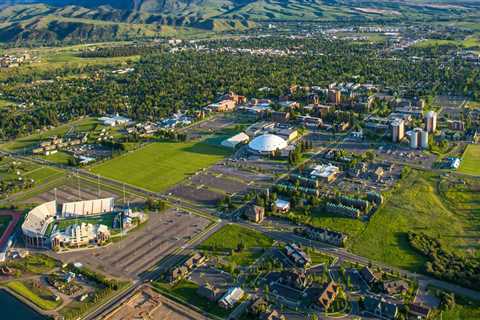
(459, 144, 480, 176)
(90, 141, 230, 192)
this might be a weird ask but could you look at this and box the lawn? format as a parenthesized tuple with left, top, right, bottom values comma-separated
(154, 280, 230, 318)
(23, 166, 63, 184)
(9, 254, 59, 274)
(38, 151, 74, 165)
(442, 298, 480, 320)
(6, 280, 62, 310)
(198, 224, 273, 266)
(0, 117, 99, 151)
(90, 141, 231, 192)
(52, 212, 118, 234)
(349, 170, 480, 271)
(459, 144, 480, 176)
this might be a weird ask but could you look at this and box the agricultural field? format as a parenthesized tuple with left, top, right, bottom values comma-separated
(198, 224, 273, 266)
(459, 144, 480, 176)
(349, 170, 480, 271)
(91, 141, 230, 192)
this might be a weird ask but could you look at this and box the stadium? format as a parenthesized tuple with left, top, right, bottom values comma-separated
(22, 198, 115, 249)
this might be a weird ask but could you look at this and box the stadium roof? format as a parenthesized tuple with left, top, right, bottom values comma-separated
(248, 134, 287, 153)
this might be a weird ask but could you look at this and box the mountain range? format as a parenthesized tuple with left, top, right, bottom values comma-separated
(0, 0, 479, 44)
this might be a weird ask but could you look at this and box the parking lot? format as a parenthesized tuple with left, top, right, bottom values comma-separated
(51, 208, 211, 278)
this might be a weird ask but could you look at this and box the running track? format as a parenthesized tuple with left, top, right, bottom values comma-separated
(0, 211, 21, 249)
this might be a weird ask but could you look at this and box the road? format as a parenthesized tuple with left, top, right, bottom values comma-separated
(241, 220, 480, 301)
(2, 140, 480, 320)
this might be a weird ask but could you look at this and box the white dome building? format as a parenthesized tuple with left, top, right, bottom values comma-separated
(248, 134, 288, 154)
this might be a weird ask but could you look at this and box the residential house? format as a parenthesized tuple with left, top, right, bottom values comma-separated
(383, 280, 409, 296)
(197, 283, 221, 302)
(360, 267, 379, 284)
(317, 281, 339, 310)
(273, 199, 290, 213)
(218, 287, 244, 309)
(363, 296, 398, 320)
(245, 205, 265, 223)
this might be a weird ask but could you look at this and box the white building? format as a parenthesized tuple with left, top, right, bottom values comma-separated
(310, 164, 340, 182)
(248, 134, 288, 155)
(218, 287, 244, 309)
(61, 198, 114, 218)
(221, 132, 250, 148)
(51, 223, 110, 248)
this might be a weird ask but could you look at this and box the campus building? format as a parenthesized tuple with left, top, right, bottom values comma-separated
(248, 134, 288, 155)
(50, 223, 110, 249)
(424, 110, 437, 133)
(391, 118, 405, 143)
(22, 198, 115, 249)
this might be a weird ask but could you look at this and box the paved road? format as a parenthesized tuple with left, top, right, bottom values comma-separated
(242, 220, 480, 301)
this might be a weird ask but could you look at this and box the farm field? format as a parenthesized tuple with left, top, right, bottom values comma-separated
(90, 141, 230, 192)
(459, 144, 480, 176)
(349, 170, 480, 271)
(198, 224, 273, 266)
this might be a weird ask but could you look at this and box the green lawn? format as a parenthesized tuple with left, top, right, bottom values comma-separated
(52, 212, 118, 234)
(38, 151, 74, 165)
(199, 224, 273, 266)
(23, 166, 63, 184)
(349, 170, 480, 271)
(459, 144, 480, 176)
(9, 254, 59, 274)
(442, 298, 480, 320)
(154, 280, 230, 318)
(0, 117, 99, 151)
(6, 280, 62, 310)
(90, 141, 230, 192)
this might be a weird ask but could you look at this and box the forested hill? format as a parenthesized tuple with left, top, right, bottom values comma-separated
(0, 0, 479, 44)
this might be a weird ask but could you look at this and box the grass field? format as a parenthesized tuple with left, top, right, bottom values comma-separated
(38, 151, 74, 165)
(23, 166, 63, 184)
(349, 170, 480, 271)
(90, 141, 230, 192)
(6, 280, 62, 310)
(47, 213, 118, 236)
(459, 144, 480, 176)
(199, 224, 273, 266)
(154, 280, 230, 318)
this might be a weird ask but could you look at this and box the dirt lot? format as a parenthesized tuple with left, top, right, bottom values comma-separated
(50, 209, 211, 278)
(106, 285, 208, 320)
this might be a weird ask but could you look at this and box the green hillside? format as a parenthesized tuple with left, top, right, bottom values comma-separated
(0, 0, 479, 43)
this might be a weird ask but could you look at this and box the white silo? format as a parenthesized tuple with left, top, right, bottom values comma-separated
(407, 130, 418, 149)
(420, 130, 429, 149)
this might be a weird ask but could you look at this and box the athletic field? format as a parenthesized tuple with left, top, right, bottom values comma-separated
(459, 144, 480, 176)
(91, 141, 230, 192)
